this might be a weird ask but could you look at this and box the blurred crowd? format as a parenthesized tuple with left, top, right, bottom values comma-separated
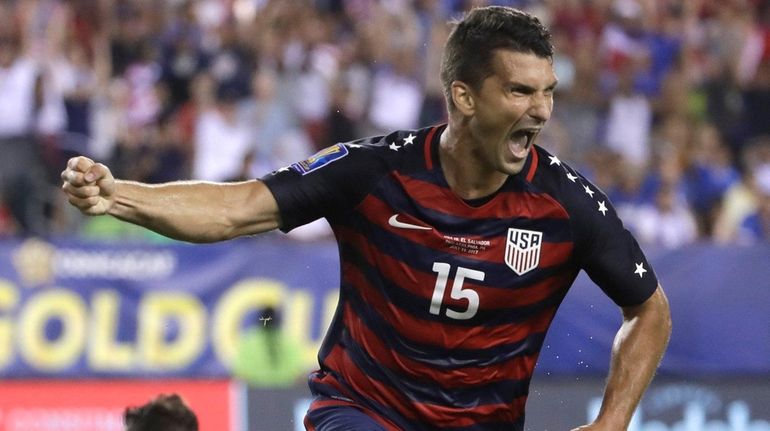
(0, 0, 768, 246)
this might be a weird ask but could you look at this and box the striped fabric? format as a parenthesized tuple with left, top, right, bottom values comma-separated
(262, 124, 657, 430)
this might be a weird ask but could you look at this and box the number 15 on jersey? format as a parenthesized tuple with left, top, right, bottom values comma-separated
(430, 263, 485, 320)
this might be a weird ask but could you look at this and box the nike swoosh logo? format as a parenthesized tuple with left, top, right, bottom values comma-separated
(388, 214, 432, 231)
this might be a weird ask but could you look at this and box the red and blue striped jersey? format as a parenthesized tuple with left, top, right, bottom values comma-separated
(261, 125, 658, 430)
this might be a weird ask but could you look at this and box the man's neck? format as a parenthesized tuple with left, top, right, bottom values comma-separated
(439, 122, 509, 201)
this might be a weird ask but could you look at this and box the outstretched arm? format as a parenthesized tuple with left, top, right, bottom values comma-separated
(572, 285, 671, 431)
(61, 156, 282, 242)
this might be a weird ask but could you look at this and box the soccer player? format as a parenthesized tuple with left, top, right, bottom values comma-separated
(62, 6, 671, 431)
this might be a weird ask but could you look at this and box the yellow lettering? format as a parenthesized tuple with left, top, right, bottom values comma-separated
(137, 292, 206, 369)
(18, 289, 87, 371)
(88, 290, 135, 370)
(0, 279, 19, 368)
(211, 279, 286, 365)
(284, 289, 339, 370)
(321, 289, 339, 339)
(286, 289, 315, 369)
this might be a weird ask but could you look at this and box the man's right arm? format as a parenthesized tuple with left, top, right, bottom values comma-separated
(61, 156, 282, 243)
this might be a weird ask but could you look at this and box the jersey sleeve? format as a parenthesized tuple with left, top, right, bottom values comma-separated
(543, 159, 658, 307)
(570, 174, 658, 306)
(260, 140, 390, 232)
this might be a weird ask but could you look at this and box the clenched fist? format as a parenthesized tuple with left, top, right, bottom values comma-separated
(60, 156, 116, 215)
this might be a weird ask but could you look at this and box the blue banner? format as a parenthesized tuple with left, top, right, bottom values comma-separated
(538, 244, 770, 376)
(0, 236, 339, 378)
(0, 236, 768, 378)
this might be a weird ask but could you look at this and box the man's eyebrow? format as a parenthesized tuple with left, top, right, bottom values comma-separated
(507, 80, 559, 92)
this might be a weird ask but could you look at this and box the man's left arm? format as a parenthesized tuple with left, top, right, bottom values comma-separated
(572, 285, 672, 431)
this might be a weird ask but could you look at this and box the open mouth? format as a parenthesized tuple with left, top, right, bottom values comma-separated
(508, 129, 538, 159)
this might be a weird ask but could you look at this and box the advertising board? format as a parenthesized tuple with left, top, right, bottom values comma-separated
(0, 379, 244, 431)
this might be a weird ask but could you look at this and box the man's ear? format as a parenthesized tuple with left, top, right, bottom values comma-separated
(451, 81, 474, 116)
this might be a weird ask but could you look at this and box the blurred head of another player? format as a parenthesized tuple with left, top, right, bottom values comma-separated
(123, 393, 198, 431)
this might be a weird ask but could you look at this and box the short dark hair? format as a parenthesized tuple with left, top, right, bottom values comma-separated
(124, 394, 199, 431)
(440, 6, 553, 110)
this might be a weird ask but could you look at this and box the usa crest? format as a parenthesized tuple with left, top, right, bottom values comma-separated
(504, 228, 542, 275)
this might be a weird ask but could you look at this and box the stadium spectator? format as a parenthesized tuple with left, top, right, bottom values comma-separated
(415, 0, 450, 126)
(602, 56, 653, 168)
(364, 3, 423, 135)
(123, 393, 198, 431)
(159, 0, 207, 110)
(206, 18, 254, 104)
(683, 122, 741, 236)
(0, 0, 762, 242)
(58, 41, 98, 145)
(62, 6, 671, 430)
(714, 136, 770, 242)
(737, 164, 770, 243)
(240, 67, 313, 175)
(192, 84, 252, 181)
(366, 47, 424, 134)
(123, 41, 163, 128)
(634, 183, 699, 248)
(0, 11, 50, 236)
(606, 160, 656, 228)
(286, 9, 339, 149)
(548, 30, 603, 165)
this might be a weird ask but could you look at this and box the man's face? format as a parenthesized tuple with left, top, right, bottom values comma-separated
(466, 50, 557, 175)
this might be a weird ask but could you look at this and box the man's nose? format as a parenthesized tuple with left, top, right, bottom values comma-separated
(528, 93, 552, 122)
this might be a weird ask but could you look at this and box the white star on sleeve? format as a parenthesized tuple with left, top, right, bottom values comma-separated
(348, 143, 363, 148)
(389, 142, 401, 151)
(584, 185, 595, 197)
(566, 172, 578, 182)
(277, 166, 290, 172)
(634, 262, 647, 278)
(403, 133, 416, 145)
(548, 155, 561, 166)
(598, 201, 608, 215)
